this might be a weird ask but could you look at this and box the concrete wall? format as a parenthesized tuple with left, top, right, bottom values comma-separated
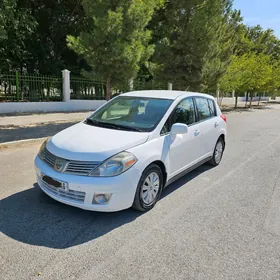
(0, 100, 106, 114)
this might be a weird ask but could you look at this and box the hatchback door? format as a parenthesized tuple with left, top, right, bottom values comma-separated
(194, 97, 220, 157)
(162, 98, 202, 177)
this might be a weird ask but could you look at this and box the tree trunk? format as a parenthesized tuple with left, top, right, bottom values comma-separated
(258, 93, 261, 106)
(216, 88, 220, 104)
(249, 93, 253, 108)
(234, 95, 238, 109)
(219, 95, 223, 107)
(245, 92, 249, 107)
(106, 78, 111, 101)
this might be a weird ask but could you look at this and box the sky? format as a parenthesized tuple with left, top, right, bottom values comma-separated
(233, 0, 280, 38)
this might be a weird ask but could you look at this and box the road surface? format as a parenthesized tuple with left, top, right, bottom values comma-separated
(1, 105, 280, 280)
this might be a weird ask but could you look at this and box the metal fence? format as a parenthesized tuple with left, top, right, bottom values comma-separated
(0, 73, 63, 102)
(133, 80, 167, 91)
(0, 71, 171, 102)
(70, 77, 106, 100)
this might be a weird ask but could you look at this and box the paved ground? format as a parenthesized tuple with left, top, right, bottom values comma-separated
(0, 112, 90, 127)
(1, 105, 280, 280)
(0, 112, 90, 143)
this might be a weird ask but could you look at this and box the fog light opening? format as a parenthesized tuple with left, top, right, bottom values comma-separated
(92, 193, 112, 205)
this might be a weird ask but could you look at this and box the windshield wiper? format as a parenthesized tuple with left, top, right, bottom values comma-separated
(84, 118, 101, 126)
(85, 118, 142, 132)
(103, 123, 143, 132)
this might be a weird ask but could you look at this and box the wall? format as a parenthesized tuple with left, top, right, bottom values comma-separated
(0, 100, 106, 114)
(219, 97, 269, 106)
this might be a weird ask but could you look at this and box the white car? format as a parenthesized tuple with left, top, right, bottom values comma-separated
(34, 90, 227, 212)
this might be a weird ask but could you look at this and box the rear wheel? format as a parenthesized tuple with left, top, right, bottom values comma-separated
(209, 137, 225, 166)
(132, 164, 163, 212)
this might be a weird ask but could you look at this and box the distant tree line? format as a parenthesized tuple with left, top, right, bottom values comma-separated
(1, 0, 280, 101)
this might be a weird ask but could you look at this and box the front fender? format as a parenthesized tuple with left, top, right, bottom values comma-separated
(128, 136, 171, 176)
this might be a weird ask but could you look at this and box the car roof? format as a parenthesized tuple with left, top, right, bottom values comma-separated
(121, 90, 214, 100)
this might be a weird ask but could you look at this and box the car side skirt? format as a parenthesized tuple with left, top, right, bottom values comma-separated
(165, 156, 212, 187)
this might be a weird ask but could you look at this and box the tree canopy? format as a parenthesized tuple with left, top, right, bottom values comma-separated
(1, 0, 280, 99)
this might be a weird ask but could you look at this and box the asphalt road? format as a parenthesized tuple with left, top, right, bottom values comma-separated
(1, 105, 280, 280)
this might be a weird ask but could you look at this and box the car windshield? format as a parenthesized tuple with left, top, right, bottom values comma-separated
(85, 96, 173, 132)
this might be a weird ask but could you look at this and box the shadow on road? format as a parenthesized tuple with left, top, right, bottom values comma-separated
(0, 121, 77, 143)
(0, 164, 212, 249)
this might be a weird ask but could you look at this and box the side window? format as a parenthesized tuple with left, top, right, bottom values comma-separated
(195, 98, 211, 121)
(207, 99, 216, 117)
(161, 98, 195, 134)
(173, 98, 196, 125)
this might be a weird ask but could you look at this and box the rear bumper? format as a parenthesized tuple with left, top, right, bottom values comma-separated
(34, 156, 141, 212)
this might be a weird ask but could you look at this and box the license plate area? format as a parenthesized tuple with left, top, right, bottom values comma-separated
(41, 174, 67, 190)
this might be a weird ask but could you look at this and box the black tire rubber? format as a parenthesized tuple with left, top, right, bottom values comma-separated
(209, 137, 225, 166)
(132, 164, 164, 212)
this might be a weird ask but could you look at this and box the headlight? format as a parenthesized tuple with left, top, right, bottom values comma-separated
(38, 138, 50, 160)
(89, 151, 137, 177)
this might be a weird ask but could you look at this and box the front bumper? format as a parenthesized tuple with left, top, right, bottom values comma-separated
(34, 156, 141, 212)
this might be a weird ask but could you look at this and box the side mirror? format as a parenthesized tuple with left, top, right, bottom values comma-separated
(170, 123, 188, 135)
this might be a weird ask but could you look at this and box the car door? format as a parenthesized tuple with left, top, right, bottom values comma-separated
(194, 97, 219, 157)
(162, 97, 202, 177)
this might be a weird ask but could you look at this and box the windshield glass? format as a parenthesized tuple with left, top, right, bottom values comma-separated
(86, 96, 173, 132)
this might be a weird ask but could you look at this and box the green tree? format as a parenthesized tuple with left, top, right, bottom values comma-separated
(237, 25, 280, 59)
(67, 0, 164, 100)
(220, 52, 273, 108)
(0, 0, 36, 73)
(21, 0, 86, 75)
(150, 0, 241, 91)
(201, 4, 242, 93)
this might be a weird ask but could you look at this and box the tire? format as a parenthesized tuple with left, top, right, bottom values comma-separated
(132, 164, 164, 212)
(209, 137, 225, 166)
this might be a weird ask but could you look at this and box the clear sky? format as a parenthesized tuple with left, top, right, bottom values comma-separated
(233, 0, 280, 38)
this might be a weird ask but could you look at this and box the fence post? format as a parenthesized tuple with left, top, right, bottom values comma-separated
(62, 69, 70, 102)
(15, 71, 20, 102)
(168, 82, 172, 90)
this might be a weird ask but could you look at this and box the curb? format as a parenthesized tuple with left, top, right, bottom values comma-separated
(0, 137, 48, 149)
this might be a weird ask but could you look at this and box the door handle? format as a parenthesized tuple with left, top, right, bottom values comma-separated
(194, 130, 200, 136)
(214, 122, 219, 128)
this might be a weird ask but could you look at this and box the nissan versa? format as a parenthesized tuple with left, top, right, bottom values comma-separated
(34, 90, 227, 212)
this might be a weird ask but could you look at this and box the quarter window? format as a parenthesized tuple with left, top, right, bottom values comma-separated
(195, 98, 212, 121)
(207, 99, 216, 117)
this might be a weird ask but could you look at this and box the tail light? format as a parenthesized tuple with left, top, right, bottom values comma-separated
(220, 114, 227, 122)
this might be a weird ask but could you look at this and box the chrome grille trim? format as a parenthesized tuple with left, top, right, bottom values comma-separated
(65, 161, 99, 175)
(42, 147, 100, 176)
(38, 176, 85, 203)
(44, 148, 56, 167)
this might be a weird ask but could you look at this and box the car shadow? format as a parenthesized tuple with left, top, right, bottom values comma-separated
(162, 163, 214, 198)
(0, 164, 212, 249)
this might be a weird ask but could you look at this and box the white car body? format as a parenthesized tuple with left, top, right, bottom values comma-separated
(34, 90, 227, 212)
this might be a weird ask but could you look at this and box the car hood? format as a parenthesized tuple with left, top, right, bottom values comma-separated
(46, 122, 149, 162)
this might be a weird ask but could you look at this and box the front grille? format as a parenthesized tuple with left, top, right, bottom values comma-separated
(44, 148, 56, 168)
(42, 147, 100, 176)
(38, 176, 86, 203)
(65, 161, 99, 175)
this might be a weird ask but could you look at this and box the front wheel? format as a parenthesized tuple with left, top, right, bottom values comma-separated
(209, 138, 225, 166)
(132, 164, 163, 212)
